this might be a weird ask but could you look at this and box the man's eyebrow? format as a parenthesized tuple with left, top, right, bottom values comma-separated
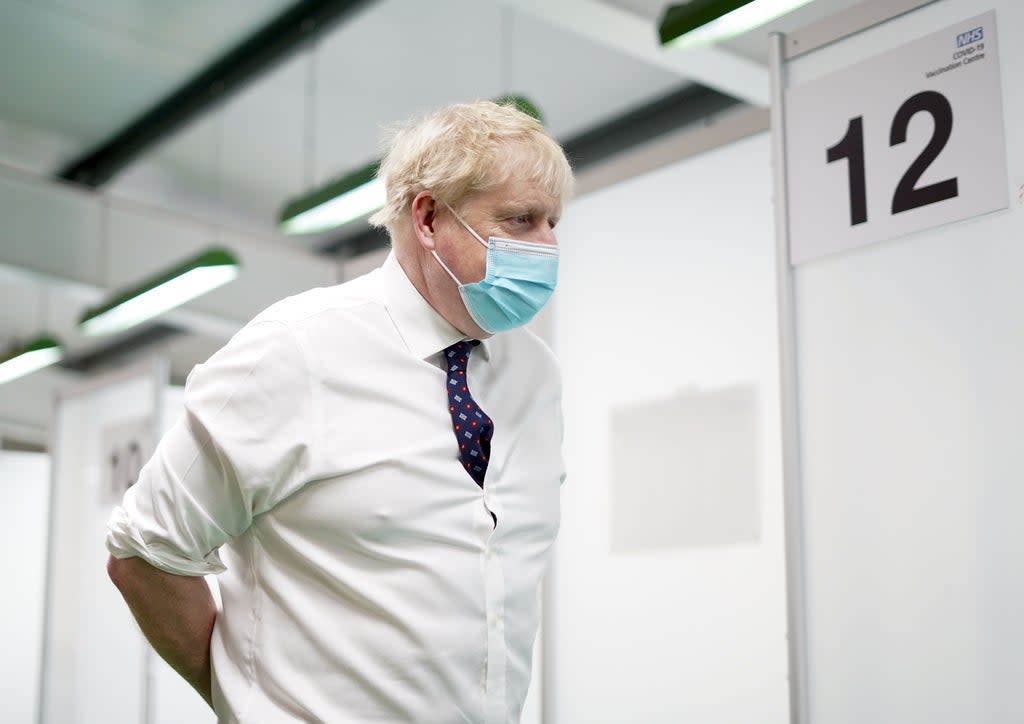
(495, 202, 559, 218)
(494, 202, 531, 215)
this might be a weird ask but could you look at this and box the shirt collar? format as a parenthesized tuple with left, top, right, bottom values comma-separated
(378, 252, 491, 362)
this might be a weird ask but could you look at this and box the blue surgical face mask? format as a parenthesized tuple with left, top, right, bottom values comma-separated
(431, 204, 559, 334)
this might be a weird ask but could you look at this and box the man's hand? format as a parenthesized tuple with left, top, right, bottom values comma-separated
(107, 555, 217, 708)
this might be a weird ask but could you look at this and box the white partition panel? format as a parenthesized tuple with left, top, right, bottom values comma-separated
(0, 450, 50, 724)
(552, 133, 790, 724)
(40, 362, 164, 724)
(776, 2, 1024, 722)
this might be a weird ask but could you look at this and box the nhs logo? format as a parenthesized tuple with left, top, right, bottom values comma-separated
(956, 26, 983, 47)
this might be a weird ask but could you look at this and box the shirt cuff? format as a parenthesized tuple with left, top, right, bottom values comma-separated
(105, 505, 227, 577)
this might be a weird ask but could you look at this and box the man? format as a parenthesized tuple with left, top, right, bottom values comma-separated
(106, 100, 573, 723)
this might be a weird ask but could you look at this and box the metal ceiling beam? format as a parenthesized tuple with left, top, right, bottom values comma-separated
(319, 225, 391, 258)
(562, 83, 739, 169)
(59, 323, 183, 373)
(58, 0, 377, 188)
(501, 0, 770, 107)
(319, 82, 740, 258)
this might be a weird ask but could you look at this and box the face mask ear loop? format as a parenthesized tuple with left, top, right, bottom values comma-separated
(444, 202, 490, 249)
(431, 250, 463, 286)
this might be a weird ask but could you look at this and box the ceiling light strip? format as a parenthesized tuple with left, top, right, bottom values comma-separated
(660, 0, 816, 48)
(0, 335, 64, 385)
(78, 248, 240, 337)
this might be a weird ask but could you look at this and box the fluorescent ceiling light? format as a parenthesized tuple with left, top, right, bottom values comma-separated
(659, 0, 815, 48)
(279, 95, 544, 236)
(79, 248, 240, 337)
(280, 162, 383, 235)
(0, 335, 63, 385)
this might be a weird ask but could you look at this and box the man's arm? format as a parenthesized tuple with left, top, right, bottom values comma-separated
(107, 555, 217, 707)
(104, 321, 312, 707)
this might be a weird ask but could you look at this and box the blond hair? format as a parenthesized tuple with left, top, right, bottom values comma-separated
(369, 100, 574, 236)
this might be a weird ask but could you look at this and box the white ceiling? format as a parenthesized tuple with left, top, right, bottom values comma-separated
(0, 0, 859, 238)
(0, 0, 856, 438)
(107, 0, 693, 239)
(0, 0, 295, 146)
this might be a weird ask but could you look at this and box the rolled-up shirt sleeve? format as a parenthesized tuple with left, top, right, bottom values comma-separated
(106, 319, 315, 576)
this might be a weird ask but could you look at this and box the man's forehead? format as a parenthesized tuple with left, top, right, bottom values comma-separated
(487, 179, 561, 212)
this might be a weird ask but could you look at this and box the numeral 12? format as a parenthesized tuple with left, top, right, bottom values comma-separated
(827, 90, 959, 226)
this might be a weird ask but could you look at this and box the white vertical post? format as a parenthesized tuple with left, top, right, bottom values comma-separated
(768, 31, 810, 724)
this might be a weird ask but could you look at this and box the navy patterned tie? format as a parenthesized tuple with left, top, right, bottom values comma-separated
(443, 341, 494, 488)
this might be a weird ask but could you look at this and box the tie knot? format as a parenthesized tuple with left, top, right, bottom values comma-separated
(444, 340, 479, 371)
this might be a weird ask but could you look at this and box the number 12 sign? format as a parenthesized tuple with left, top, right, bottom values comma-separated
(784, 10, 1008, 265)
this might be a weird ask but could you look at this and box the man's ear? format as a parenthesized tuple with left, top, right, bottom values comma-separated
(410, 191, 438, 251)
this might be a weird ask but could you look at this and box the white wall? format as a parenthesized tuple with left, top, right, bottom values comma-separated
(784, 1, 1024, 722)
(551, 133, 790, 724)
(0, 449, 50, 724)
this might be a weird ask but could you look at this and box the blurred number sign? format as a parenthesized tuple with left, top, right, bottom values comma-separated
(101, 417, 153, 503)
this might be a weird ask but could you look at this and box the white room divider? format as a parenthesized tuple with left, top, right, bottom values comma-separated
(552, 132, 790, 724)
(39, 362, 213, 724)
(771, 2, 1023, 722)
(40, 360, 164, 724)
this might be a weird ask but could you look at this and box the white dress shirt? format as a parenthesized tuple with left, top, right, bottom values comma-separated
(106, 253, 565, 724)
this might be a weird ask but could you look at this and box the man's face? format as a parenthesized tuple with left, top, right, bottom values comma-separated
(435, 175, 562, 288)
